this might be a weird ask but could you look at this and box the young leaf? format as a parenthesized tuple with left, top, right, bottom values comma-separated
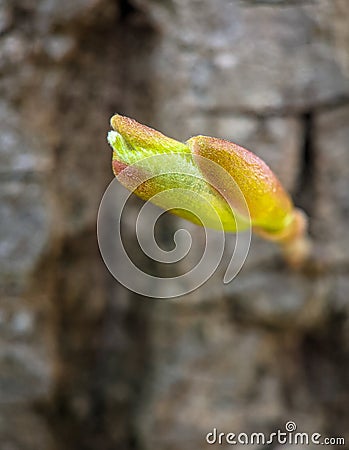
(108, 114, 249, 232)
(187, 135, 293, 234)
(107, 114, 306, 246)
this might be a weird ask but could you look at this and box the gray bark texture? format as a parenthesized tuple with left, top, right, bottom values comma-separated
(1, 0, 349, 449)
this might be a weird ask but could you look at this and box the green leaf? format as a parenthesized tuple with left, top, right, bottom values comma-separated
(108, 115, 249, 232)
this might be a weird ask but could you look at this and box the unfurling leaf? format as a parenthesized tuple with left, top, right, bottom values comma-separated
(107, 114, 305, 243)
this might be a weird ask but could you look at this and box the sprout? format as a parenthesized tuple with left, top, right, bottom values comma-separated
(107, 114, 311, 267)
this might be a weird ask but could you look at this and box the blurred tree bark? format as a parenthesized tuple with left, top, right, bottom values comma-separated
(0, 1, 348, 449)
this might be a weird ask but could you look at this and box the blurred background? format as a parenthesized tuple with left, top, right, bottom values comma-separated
(1, 0, 349, 449)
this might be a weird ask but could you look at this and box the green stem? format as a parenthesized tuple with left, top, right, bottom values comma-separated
(254, 209, 312, 268)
